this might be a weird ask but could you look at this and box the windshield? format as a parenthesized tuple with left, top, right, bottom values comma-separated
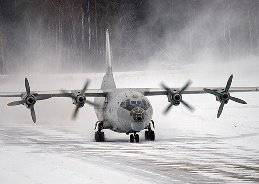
(120, 99, 150, 111)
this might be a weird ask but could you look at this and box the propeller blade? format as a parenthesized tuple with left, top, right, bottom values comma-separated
(180, 80, 192, 93)
(81, 80, 90, 94)
(7, 100, 25, 106)
(203, 88, 221, 96)
(30, 105, 36, 123)
(25, 78, 31, 95)
(217, 102, 225, 118)
(72, 105, 80, 119)
(181, 99, 195, 112)
(85, 99, 96, 106)
(160, 82, 173, 95)
(225, 74, 233, 93)
(35, 95, 52, 101)
(229, 96, 247, 104)
(163, 102, 174, 114)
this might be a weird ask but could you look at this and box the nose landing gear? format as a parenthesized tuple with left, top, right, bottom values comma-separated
(130, 132, 139, 143)
(145, 120, 155, 141)
(95, 121, 105, 142)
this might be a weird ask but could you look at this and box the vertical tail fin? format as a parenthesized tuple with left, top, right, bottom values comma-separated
(101, 29, 116, 89)
(106, 29, 112, 73)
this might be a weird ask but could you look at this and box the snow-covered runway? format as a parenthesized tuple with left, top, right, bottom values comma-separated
(0, 120, 258, 184)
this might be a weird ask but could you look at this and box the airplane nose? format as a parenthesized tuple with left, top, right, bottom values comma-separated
(131, 107, 145, 122)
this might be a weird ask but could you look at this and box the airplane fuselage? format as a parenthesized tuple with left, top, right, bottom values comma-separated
(94, 89, 153, 133)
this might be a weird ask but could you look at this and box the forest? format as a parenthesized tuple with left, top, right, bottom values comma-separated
(0, 0, 259, 74)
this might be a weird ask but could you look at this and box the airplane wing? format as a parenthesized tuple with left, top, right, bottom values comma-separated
(138, 87, 259, 96)
(0, 89, 107, 98)
(132, 75, 259, 117)
(0, 78, 107, 122)
(131, 86, 258, 117)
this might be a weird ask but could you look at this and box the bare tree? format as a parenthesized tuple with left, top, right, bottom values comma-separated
(0, 9, 5, 74)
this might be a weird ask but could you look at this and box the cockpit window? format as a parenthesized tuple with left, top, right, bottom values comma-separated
(131, 101, 136, 105)
(120, 98, 150, 111)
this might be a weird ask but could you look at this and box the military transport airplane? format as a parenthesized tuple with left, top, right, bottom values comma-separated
(0, 30, 258, 143)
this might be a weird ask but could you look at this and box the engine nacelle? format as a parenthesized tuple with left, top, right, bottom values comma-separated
(73, 94, 86, 107)
(167, 92, 182, 106)
(21, 95, 36, 108)
(216, 92, 230, 104)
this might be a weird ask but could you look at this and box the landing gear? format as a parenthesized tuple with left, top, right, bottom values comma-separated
(130, 132, 139, 143)
(145, 130, 155, 141)
(145, 120, 155, 141)
(95, 121, 105, 142)
(135, 134, 139, 143)
(130, 134, 134, 143)
(95, 131, 105, 142)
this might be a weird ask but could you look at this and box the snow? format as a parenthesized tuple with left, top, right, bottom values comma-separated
(0, 67, 259, 183)
(0, 146, 150, 184)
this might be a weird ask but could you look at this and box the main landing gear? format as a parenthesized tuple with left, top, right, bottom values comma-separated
(145, 120, 155, 141)
(130, 132, 139, 143)
(95, 121, 105, 142)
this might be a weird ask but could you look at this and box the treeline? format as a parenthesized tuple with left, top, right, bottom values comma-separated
(0, 0, 259, 74)
(0, 0, 121, 73)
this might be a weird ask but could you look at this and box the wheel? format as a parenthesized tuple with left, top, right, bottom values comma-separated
(130, 134, 134, 143)
(100, 132, 105, 142)
(149, 131, 155, 141)
(135, 134, 139, 143)
(95, 131, 105, 142)
(95, 132, 100, 142)
(145, 131, 149, 140)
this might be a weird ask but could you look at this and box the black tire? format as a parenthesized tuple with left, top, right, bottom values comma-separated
(135, 134, 139, 143)
(130, 134, 134, 143)
(149, 131, 155, 141)
(95, 132, 100, 142)
(100, 132, 105, 142)
(145, 131, 149, 140)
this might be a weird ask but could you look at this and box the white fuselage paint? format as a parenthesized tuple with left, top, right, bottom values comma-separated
(94, 90, 153, 133)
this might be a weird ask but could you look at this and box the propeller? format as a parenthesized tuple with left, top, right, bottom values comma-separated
(160, 80, 194, 114)
(62, 79, 95, 119)
(7, 78, 51, 123)
(203, 74, 247, 118)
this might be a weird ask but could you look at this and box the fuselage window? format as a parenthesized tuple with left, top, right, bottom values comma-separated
(131, 101, 136, 105)
(137, 101, 142, 105)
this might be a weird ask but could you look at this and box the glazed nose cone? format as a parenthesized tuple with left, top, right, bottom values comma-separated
(131, 107, 145, 122)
